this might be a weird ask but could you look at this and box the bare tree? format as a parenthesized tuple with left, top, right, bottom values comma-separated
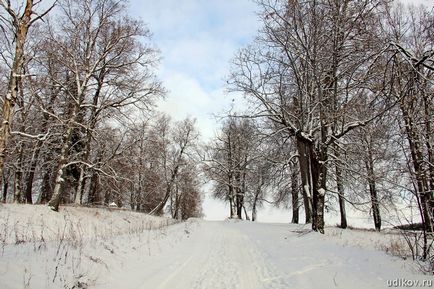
(229, 0, 391, 233)
(42, 0, 162, 211)
(381, 3, 433, 258)
(171, 162, 202, 220)
(205, 116, 270, 220)
(150, 117, 199, 215)
(0, 0, 55, 191)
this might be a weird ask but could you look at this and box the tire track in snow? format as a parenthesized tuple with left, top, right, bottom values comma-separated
(191, 225, 262, 289)
(156, 221, 291, 289)
(95, 221, 292, 289)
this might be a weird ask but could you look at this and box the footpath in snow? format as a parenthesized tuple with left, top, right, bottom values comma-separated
(94, 221, 431, 289)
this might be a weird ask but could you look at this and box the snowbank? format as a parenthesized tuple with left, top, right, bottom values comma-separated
(0, 204, 175, 244)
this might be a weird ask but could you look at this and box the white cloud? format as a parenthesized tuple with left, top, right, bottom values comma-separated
(156, 73, 237, 141)
(157, 73, 211, 118)
(160, 36, 236, 88)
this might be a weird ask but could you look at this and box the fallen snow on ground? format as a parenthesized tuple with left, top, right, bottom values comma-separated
(0, 205, 431, 289)
(0, 204, 174, 244)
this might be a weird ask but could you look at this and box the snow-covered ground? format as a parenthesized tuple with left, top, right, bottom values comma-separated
(0, 205, 432, 289)
(0, 204, 174, 244)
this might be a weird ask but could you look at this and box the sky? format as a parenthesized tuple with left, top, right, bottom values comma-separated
(129, 0, 432, 223)
(128, 0, 258, 139)
(127, 0, 279, 222)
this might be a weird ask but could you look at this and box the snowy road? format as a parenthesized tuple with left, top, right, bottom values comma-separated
(93, 220, 428, 289)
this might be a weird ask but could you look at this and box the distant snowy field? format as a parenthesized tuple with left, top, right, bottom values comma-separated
(0, 205, 431, 289)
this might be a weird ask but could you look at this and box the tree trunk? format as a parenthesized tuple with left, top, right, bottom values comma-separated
(401, 101, 432, 233)
(15, 80, 27, 203)
(14, 169, 23, 203)
(243, 205, 250, 221)
(48, 121, 75, 211)
(236, 197, 242, 219)
(88, 170, 100, 205)
(74, 167, 85, 204)
(335, 154, 347, 229)
(75, 77, 103, 205)
(0, 2, 34, 184)
(290, 162, 299, 224)
(2, 173, 8, 203)
(251, 200, 257, 222)
(228, 180, 236, 218)
(27, 83, 58, 205)
(38, 169, 52, 204)
(173, 185, 181, 220)
(151, 128, 191, 216)
(296, 137, 326, 233)
(152, 187, 171, 216)
(229, 194, 234, 218)
(236, 188, 243, 219)
(14, 142, 25, 203)
(422, 93, 434, 193)
(368, 179, 381, 232)
(87, 150, 103, 205)
(24, 142, 42, 204)
(311, 152, 327, 234)
(151, 165, 180, 216)
(365, 148, 381, 231)
(296, 139, 313, 224)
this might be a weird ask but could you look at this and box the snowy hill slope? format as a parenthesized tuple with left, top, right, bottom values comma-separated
(0, 204, 174, 244)
(0, 204, 180, 289)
